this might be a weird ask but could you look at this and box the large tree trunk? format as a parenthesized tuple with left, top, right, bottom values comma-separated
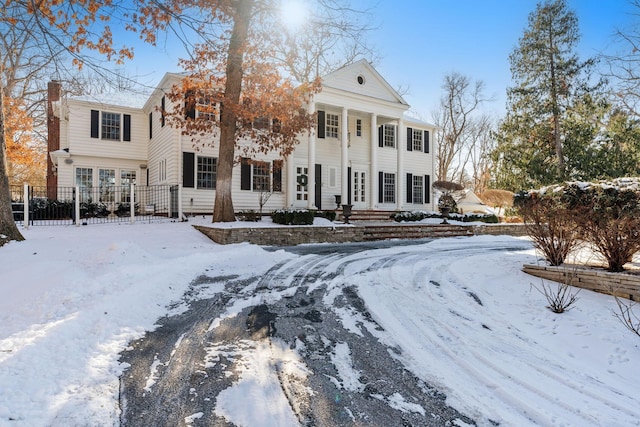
(0, 87, 25, 245)
(212, 0, 254, 223)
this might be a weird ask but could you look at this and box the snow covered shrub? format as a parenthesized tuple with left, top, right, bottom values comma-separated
(271, 209, 315, 225)
(391, 210, 438, 222)
(237, 210, 261, 221)
(563, 180, 640, 272)
(514, 189, 580, 266)
(531, 279, 580, 314)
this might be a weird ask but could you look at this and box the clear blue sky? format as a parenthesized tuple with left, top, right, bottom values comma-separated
(124, 0, 636, 119)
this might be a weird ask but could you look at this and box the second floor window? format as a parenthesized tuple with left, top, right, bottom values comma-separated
(412, 129, 423, 152)
(101, 112, 120, 140)
(326, 113, 339, 138)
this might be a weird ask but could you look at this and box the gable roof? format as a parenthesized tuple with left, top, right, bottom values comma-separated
(321, 59, 408, 106)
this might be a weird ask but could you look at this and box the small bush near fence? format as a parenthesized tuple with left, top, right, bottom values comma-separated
(271, 209, 315, 225)
(391, 210, 498, 224)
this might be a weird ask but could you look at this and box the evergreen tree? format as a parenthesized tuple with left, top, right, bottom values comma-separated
(492, 0, 599, 191)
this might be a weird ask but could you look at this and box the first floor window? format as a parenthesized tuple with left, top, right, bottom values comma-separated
(382, 172, 395, 203)
(253, 162, 271, 192)
(98, 169, 116, 203)
(412, 175, 423, 204)
(158, 159, 167, 182)
(76, 167, 93, 201)
(326, 113, 339, 138)
(120, 170, 137, 202)
(197, 156, 217, 189)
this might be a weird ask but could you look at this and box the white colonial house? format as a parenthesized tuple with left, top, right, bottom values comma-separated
(47, 60, 436, 217)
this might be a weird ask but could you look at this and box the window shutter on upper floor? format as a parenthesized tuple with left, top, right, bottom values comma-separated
(123, 114, 131, 141)
(407, 127, 413, 151)
(317, 110, 325, 139)
(183, 152, 195, 188)
(424, 175, 431, 203)
(424, 130, 430, 153)
(378, 126, 383, 148)
(185, 90, 196, 120)
(406, 173, 413, 203)
(273, 160, 283, 192)
(149, 112, 153, 139)
(240, 158, 251, 190)
(161, 96, 166, 127)
(91, 110, 99, 138)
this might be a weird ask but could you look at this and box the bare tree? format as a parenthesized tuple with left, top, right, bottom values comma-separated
(433, 72, 491, 184)
(601, 0, 640, 116)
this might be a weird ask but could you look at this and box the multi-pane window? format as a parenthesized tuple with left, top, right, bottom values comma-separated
(76, 168, 93, 201)
(197, 156, 217, 189)
(101, 112, 121, 140)
(326, 113, 339, 138)
(383, 172, 395, 203)
(354, 171, 366, 203)
(296, 166, 308, 201)
(412, 129, 423, 152)
(158, 159, 167, 182)
(412, 175, 423, 204)
(196, 95, 216, 121)
(383, 124, 396, 148)
(120, 170, 137, 202)
(253, 162, 271, 192)
(98, 169, 116, 203)
(356, 119, 362, 137)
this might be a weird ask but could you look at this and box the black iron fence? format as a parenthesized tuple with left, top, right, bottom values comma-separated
(10, 185, 179, 226)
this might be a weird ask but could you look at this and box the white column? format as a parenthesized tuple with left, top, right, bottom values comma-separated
(286, 155, 295, 207)
(307, 102, 316, 209)
(370, 113, 377, 209)
(74, 186, 80, 226)
(396, 118, 404, 210)
(341, 107, 349, 205)
(130, 184, 135, 224)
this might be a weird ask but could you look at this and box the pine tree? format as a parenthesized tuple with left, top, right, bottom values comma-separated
(492, 0, 598, 191)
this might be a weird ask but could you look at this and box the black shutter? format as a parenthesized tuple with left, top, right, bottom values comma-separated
(378, 171, 384, 203)
(425, 175, 431, 203)
(123, 114, 131, 141)
(424, 130, 430, 153)
(240, 158, 251, 190)
(185, 90, 196, 120)
(407, 127, 413, 151)
(91, 110, 99, 138)
(148, 112, 153, 139)
(273, 160, 282, 192)
(183, 152, 195, 188)
(406, 173, 413, 203)
(317, 110, 325, 139)
(161, 96, 166, 127)
(378, 125, 383, 148)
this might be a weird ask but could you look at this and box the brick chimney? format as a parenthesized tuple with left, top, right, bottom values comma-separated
(46, 81, 61, 200)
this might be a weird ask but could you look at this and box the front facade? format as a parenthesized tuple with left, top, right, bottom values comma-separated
(48, 60, 436, 216)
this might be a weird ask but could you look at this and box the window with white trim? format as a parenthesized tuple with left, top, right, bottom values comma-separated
(98, 169, 116, 203)
(326, 113, 339, 138)
(101, 112, 121, 140)
(120, 170, 136, 202)
(158, 159, 167, 182)
(75, 167, 93, 202)
(383, 172, 395, 203)
(412, 129, 423, 152)
(196, 95, 217, 121)
(252, 162, 271, 192)
(356, 119, 362, 136)
(383, 124, 396, 148)
(412, 175, 423, 204)
(197, 156, 217, 189)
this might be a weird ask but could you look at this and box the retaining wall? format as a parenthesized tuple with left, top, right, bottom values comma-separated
(523, 264, 639, 301)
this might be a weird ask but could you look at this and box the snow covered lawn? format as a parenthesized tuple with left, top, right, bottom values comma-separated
(0, 218, 638, 426)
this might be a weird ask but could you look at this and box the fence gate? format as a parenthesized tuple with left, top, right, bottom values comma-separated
(170, 185, 179, 218)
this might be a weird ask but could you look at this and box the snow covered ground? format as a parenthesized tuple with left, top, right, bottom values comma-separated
(0, 217, 639, 426)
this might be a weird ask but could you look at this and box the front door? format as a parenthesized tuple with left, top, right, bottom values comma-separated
(352, 169, 366, 208)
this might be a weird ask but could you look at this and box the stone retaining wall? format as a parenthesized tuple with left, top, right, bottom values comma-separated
(194, 223, 527, 246)
(523, 264, 639, 301)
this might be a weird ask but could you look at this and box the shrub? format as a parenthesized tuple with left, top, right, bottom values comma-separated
(390, 210, 498, 224)
(237, 210, 261, 222)
(315, 210, 337, 222)
(271, 209, 315, 225)
(563, 181, 640, 272)
(514, 189, 580, 266)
